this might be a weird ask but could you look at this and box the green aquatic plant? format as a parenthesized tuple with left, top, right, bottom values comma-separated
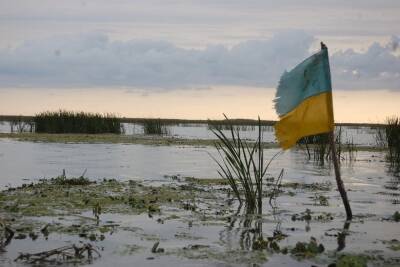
(290, 237, 324, 259)
(336, 254, 368, 267)
(142, 119, 169, 135)
(211, 115, 280, 214)
(297, 126, 357, 164)
(93, 202, 102, 222)
(9, 116, 32, 133)
(393, 211, 400, 222)
(34, 110, 121, 134)
(385, 116, 400, 168)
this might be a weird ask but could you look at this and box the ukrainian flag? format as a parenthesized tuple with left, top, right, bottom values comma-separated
(274, 46, 334, 149)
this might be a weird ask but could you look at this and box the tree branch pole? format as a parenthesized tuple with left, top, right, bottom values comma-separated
(329, 131, 352, 220)
(322, 41, 352, 221)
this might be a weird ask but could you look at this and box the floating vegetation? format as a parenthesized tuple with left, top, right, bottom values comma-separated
(34, 110, 121, 134)
(14, 243, 101, 265)
(0, 175, 190, 217)
(290, 237, 325, 258)
(311, 193, 330, 206)
(141, 119, 170, 135)
(0, 173, 398, 266)
(48, 169, 93, 186)
(335, 254, 368, 267)
(281, 181, 332, 191)
(383, 239, 400, 251)
(291, 209, 334, 222)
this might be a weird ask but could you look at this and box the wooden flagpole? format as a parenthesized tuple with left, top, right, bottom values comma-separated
(322, 42, 353, 221)
(329, 131, 352, 220)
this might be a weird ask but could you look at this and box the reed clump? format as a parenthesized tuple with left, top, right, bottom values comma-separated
(298, 133, 330, 163)
(385, 117, 400, 166)
(9, 116, 33, 133)
(34, 110, 121, 134)
(211, 115, 280, 215)
(142, 119, 169, 135)
(297, 127, 357, 164)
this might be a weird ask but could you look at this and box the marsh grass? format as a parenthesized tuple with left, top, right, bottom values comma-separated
(298, 127, 357, 164)
(34, 110, 121, 134)
(298, 133, 330, 164)
(208, 120, 274, 132)
(385, 117, 400, 170)
(211, 115, 280, 215)
(141, 119, 169, 135)
(9, 116, 33, 133)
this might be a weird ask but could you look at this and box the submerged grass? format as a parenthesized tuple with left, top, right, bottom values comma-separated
(34, 110, 121, 134)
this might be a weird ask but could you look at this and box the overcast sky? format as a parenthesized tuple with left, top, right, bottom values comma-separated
(0, 0, 399, 120)
(1, 0, 399, 90)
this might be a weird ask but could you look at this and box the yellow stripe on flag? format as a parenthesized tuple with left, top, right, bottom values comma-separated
(274, 92, 334, 150)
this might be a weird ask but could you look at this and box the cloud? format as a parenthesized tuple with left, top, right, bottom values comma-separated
(330, 35, 400, 89)
(0, 31, 399, 90)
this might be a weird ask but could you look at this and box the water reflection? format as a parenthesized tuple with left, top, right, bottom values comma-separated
(384, 159, 400, 205)
(0, 121, 381, 145)
(337, 221, 351, 252)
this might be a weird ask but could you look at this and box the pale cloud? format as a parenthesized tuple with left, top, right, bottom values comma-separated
(331, 35, 400, 89)
(0, 30, 399, 90)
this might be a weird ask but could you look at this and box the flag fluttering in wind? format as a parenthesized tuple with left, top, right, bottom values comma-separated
(274, 45, 334, 149)
(273, 43, 352, 220)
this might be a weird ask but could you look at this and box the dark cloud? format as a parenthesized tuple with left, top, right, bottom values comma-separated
(0, 31, 399, 90)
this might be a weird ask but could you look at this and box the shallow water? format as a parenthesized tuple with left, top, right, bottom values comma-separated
(0, 138, 398, 266)
(0, 139, 389, 189)
(0, 138, 397, 219)
(1, 121, 379, 146)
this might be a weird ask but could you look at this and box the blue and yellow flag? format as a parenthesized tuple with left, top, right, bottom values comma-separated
(274, 46, 334, 149)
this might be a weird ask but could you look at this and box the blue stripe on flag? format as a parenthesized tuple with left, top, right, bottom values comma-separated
(274, 49, 332, 117)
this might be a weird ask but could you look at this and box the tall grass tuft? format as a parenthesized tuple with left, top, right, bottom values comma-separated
(211, 115, 280, 215)
(142, 119, 169, 135)
(298, 133, 330, 164)
(34, 110, 121, 134)
(385, 117, 400, 167)
(297, 127, 357, 164)
(9, 116, 33, 133)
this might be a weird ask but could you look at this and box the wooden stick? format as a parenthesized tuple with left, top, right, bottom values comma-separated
(321, 41, 352, 221)
(329, 131, 352, 220)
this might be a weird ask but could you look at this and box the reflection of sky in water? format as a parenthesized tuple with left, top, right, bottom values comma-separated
(0, 137, 397, 217)
(122, 123, 378, 146)
(0, 139, 399, 265)
(0, 140, 396, 203)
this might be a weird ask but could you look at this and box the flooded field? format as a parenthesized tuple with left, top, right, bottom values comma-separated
(0, 125, 399, 267)
(0, 120, 379, 146)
